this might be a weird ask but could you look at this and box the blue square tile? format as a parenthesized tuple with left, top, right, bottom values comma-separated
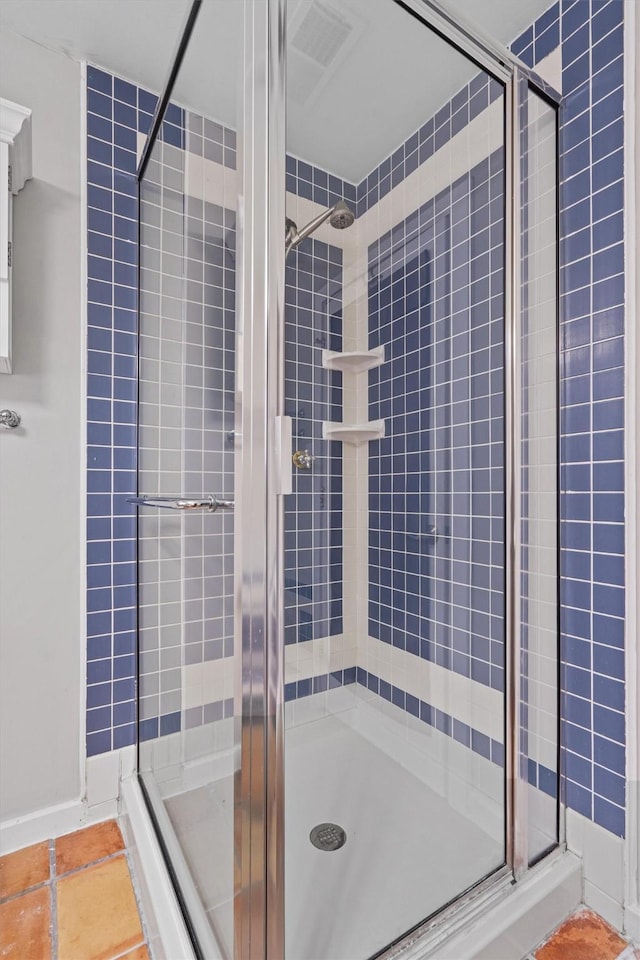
(87, 730, 112, 756)
(87, 67, 112, 95)
(593, 795, 625, 836)
(114, 76, 136, 106)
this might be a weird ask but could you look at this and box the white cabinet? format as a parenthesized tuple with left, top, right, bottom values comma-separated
(0, 98, 32, 374)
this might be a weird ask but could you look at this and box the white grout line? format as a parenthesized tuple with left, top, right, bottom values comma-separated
(48, 839, 58, 960)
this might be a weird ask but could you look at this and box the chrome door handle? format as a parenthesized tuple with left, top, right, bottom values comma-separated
(127, 495, 234, 512)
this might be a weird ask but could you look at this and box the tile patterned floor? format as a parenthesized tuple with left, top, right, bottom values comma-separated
(3, 826, 639, 960)
(528, 908, 640, 960)
(0, 820, 149, 960)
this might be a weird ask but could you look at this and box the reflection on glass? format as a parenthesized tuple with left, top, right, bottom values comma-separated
(134, 0, 560, 953)
(521, 88, 559, 864)
(137, 4, 243, 956)
(284, 1, 507, 955)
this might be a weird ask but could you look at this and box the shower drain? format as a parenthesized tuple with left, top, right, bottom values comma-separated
(309, 822, 347, 851)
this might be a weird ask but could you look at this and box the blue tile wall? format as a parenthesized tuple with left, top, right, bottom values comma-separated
(87, 0, 628, 843)
(367, 149, 506, 693)
(87, 67, 148, 756)
(358, 0, 626, 840)
(286, 154, 356, 211)
(87, 67, 197, 757)
(355, 74, 503, 219)
(553, 0, 625, 838)
(86, 67, 192, 756)
(87, 67, 354, 756)
(136, 155, 237, 744)
(185, 111, 236, 170)
(284, 238, 344, 645)
(513, 0, 627, 840)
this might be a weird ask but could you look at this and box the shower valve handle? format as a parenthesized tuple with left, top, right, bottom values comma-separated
(292, 449, 314, 470)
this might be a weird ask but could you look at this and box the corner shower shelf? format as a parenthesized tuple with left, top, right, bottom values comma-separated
(321, 346, 385, 374)
(322, 420, 385, 446)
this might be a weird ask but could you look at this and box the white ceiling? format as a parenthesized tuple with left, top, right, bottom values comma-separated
(0, 0, 553, 182)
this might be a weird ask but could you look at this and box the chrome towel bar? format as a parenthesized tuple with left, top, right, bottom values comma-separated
(127, 495, 234, 512)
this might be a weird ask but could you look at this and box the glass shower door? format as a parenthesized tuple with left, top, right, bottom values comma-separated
(134, 3, 284, 957)
(283, 1, 509, 956)
(132, 2, 560, 957)
(137, 91, 239, 960)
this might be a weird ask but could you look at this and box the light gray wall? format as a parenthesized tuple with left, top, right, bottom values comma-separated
(0, 30, 83, 820)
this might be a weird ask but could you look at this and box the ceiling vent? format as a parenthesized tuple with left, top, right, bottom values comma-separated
(291, 1, 353, 67)
(287, 1, 364, 106)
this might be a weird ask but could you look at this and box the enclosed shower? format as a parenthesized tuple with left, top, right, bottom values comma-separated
(131, 0, 560, 957)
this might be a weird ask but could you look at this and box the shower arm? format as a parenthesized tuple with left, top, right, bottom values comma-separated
(285, 206, 335, 255)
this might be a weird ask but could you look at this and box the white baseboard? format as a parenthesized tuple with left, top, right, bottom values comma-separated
(0, 745, 135, 855)
(566, 807, 625, 930)
(624, 902, 640, 942)
(0, 795, 116, 855)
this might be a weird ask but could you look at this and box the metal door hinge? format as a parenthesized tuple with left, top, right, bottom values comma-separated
(7, 242, 12, 268)
(7, 164, 12, 192)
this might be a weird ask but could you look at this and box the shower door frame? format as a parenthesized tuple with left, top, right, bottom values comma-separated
(132, 0, 563, 957)
(132, 2, 289, 956)
(255, 1, 563, 957)
(234, 1, 287, 957)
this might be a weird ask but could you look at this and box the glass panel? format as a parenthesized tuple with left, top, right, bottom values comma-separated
(284, 1, 507, 955)
(137, 4, 243, 956)
(520, 88, 559, 863)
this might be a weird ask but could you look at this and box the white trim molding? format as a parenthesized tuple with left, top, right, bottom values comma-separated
(0, 745, 135, 855)
(0, 97, 32, 374)
(567, 808, 625, 930)
(0, 98, 32, 193)
(0, 797, 115, 857)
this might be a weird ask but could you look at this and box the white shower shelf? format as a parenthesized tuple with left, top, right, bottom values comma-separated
(321, 345, 385, 374)
(322, 420, 385, 445)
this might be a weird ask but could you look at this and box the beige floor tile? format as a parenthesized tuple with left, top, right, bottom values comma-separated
(119, 947, 150, 960)
(57, 855, 143, 960)
(0, 842, 50, 900)
(535, 909, 628, 960)
(55, 820, 124, 875)
(0, 885, 51, 959)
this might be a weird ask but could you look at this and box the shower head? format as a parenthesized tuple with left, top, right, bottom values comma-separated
(328, 200, 355, 230)
(285, 199, 355, 255)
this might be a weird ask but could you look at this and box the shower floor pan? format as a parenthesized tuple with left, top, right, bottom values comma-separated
(164, 686, 504, 960)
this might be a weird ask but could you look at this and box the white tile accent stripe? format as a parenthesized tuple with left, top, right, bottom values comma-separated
(356, 99, 504, 246)
(283, 633, 356, 682)
(359, 634, 504, 742)
(184, 656, 234, 710)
